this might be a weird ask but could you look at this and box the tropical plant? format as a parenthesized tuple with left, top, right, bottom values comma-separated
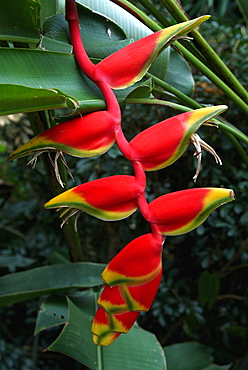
(0, 0, 247, 369)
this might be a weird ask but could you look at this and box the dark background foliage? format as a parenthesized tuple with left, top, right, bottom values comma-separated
(0, 0, 247, 368)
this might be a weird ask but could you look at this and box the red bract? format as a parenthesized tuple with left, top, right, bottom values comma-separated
(94, 16, 209, 89)
(8, 111, 117, 161)
(129, 105, 227, 171)
(91, 234, 163, 346)
(102, 233, 163, 286)
(148, 188, 235, 235)
(44, 175, 143, 223)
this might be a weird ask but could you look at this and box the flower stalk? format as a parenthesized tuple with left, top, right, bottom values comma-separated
(9, 0, 236, 346)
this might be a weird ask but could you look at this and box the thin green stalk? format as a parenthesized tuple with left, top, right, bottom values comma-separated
(137, 0, 171, 27)
(28, 111, 83, 262)
(175, 45, 248, 114)
(146, 72, 202, 109)
(126, 97, 192, 113)
(217, 120, 248, 146)
(110, 0, 162, 31)
(111, 0, 248, 114)
(137, 0, 209, 65)
(220, 130, 248, 168)
(159, 0, 248, 104)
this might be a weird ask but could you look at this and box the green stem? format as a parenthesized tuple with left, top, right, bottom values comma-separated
(137, 0, 171, 27)
(146, 72, 202, 109)
(220, 130, 248, 168)
(28, 111, 83, 262)
(217, 122, 248, 146)
(137, 0, 208, 65)
(159, 0, 248, 104)
(110, 0, 161, 31)
(126, 97, 192, 113)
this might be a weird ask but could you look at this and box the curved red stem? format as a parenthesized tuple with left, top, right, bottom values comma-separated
(65, 0, 162, 239)
(66, 0, 96, 80)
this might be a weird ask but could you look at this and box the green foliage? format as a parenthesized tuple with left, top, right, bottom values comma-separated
(0, 0, 247, 368)
(164, 342, 231, 370)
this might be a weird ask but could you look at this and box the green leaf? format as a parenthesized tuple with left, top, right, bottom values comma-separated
(165, 48, 194, 97)
(38, 35, 73, 54)
(47, 249, 71, 265)
(223, 325, 247, 339)
(202, 365, 232, 370)
(0, 0, 41, 44)
(235, 0, 248, 24)
(48, 297, 167, 369)
(34, 295, 68, 335)
(164, 342, 213, 370)
(198, 271, 220, 310)
(0, 254, 36, 270)
(0, 46, 151, 116)
(43, 5, 129, 57)
(39, 0, 64, 29)
(0, 262, 105, 307)
(0, 48, 105, 115)
(34, 290, 96, 335)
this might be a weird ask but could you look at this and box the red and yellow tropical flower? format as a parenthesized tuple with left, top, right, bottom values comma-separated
(8, 110, 117, 161)
(44, 175, 143, 223)
(92, 233, 164, 346)
(94, 16, 209, 89)
(148, 187, 235, 236)
(129, 105, 227, 172)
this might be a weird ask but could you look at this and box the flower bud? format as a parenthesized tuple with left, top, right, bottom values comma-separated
(129, 105, 227, 171)
(148, 188, 235, 235)
(44, 175, 143, 223)
(92, 234, 163, 346)
(8, 111, 117, 161)
(102, 233, 163, 286)
(95, 17, 209, 89)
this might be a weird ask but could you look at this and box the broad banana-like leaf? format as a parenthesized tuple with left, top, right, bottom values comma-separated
(0, 0, 41, 44)
(0, 47, 150, 116)
(0, 263, 105, 307)
(47, 297, 167, 369)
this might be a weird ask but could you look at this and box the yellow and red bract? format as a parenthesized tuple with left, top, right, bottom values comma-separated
(92, 234, 163, 346)
(148, 187, 235, 235)
(129, 105, 227, 171)
(8, 111, 117, 161)
(44, 175, 143, 221)
(94, 16, 209, 89)
(102, 233, 163, 286)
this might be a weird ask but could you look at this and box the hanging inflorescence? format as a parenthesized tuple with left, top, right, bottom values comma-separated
(8, 0, 235, 346)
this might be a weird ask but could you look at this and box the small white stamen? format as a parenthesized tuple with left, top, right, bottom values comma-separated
(190, 133, 222, 182)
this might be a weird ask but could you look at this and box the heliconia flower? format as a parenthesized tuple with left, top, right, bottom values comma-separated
(129, 105, 227, 175)
(91, 233, 164, 346)
(98, 270, 162, 314)
(148, 188, 235, 236)
(94, 16, 209, 89)
(101, 233, 163, 286)
(44, 175, 143, 226)
(8, 110, 117, 162)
